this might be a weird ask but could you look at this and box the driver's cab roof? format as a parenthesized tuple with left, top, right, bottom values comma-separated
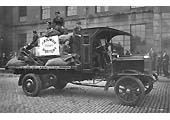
(81, 27, 132, 42)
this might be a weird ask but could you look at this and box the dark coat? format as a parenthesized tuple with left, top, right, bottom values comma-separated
(162, 54, 169, 65)
(52, 16, 64, 27)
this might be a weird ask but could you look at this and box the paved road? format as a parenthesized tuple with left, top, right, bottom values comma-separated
(0, 74, 169, 113)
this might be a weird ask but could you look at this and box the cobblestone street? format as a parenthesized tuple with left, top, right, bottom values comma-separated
(0, 73, 170, 113)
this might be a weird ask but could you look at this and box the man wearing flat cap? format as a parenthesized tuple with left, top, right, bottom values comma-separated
(73, 21, 82, 37)
(52, 11, 65, 35)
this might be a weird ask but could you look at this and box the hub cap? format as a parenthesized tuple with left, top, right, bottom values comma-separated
(25, 78, 35, 93)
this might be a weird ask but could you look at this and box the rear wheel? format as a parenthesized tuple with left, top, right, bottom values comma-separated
(114, 76, 145, 106)
(22, 73, 42, 97)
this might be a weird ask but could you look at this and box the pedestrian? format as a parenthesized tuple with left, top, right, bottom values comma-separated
(52, 11, 65, 35)
(149, 48, 156, 71)
(125, 50, 131, 56)
(156, 51, 162, 76)
(2, 53, 6, 67)
(162, 50, 169, 77)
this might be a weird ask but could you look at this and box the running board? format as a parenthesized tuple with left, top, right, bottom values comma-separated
(71, 82, 106, 88)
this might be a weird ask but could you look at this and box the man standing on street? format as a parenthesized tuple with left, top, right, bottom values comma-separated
(156, 51, 163, 76)
(149, 48, 156, 71)
(162, 50, 169, 77)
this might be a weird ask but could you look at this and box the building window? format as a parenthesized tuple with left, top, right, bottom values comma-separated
(131, 24, 146, 53)
(66, 6, 77, 16)
(104, 6, 109, 11)
(131, 24, 146, 42)
(18, 33, 27, 49)
(41, 6, 50, 20)
(19, 6, 27, 22)
(96, 6, 109, 13)
(96, 6, 102, 13)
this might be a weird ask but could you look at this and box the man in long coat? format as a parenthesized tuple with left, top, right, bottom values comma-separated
(162, 50, 170, 77)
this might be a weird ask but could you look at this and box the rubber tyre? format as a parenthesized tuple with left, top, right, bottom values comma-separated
(114, 76, 145, 106)
(22, 73, 42, 97)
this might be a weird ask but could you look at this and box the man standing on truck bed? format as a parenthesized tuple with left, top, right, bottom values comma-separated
(26, 30, 39, 50)
(52, 11, 65, 35)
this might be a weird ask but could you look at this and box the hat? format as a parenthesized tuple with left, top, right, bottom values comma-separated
(47, 21, 51, 24)
(76, 21, 81, 25)
(55, 11, 60, 14)
(33, 30, 37, 34)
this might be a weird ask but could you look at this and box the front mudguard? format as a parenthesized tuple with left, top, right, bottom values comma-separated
(104, 71, 157, 91)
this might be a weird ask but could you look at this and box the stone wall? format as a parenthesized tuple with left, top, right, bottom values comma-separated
(7, 6, 169, 55)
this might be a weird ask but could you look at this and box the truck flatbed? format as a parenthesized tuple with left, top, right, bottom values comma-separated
(7, 65, 77, 70)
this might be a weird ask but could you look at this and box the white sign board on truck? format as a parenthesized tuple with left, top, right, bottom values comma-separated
(35, 36, 60, 56)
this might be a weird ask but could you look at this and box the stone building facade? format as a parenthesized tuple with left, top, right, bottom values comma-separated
(1, 6, 170, 59)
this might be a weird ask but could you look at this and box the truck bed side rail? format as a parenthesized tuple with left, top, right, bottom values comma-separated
(7, 65, 77, 70)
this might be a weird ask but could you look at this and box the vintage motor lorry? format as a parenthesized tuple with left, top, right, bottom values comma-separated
(5, 27, 157, 106)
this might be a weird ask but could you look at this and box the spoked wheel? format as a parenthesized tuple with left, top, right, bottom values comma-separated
(114, 76, 145, 106)
(22, 73, 42, 97)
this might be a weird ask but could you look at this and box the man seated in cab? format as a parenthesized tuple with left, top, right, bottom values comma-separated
(60, 39, 71, 56)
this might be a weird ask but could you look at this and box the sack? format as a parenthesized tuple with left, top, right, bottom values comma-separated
(45, 57, 69, 66)
(6, 57, 26, 68)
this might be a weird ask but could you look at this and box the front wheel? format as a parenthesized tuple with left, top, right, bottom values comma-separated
(22, 73, 42, 97)
(114, 76, 145, 106)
